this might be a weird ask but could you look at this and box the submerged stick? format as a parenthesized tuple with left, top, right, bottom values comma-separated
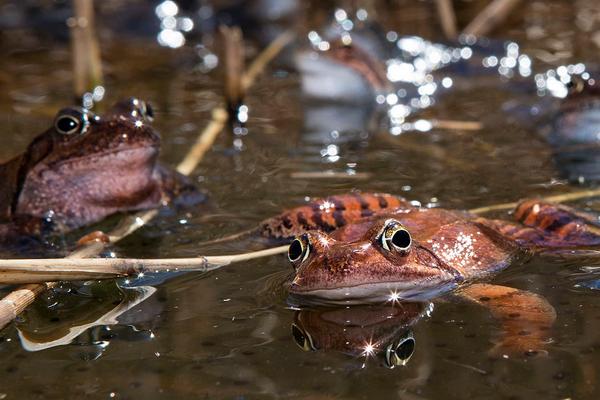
(0, 246, 289, 285)
(435, 0, 458, 39)
(69, 0, 103, 99)
(0, 31, 293, 331)
(462, 0, 521, 37)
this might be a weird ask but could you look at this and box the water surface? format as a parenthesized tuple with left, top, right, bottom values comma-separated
(1, 1, 600, 398)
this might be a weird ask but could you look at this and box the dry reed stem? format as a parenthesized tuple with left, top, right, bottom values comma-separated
(462, 0, 521, 37)
(177, 108, 229, 176)
(432, 119, 483, 131)
(241, 31, 295, 91)
(69, 0, 103, 97)
(0, 30, 293, 331)
(221, 26, 245, 108)
(0, 245, 289, 285)
(436, 0, 458, 39)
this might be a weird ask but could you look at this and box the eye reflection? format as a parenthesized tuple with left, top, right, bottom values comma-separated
(291, 304, 425, 369)
(291, 323, 316, 351)
(384, 332, 415, 369)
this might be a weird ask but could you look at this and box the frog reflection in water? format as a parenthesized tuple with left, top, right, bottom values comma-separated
(0, 98, 197, 238)
(251, 192, 600, 357)
(549, 75, 600, 182)
(292, 304, 424, 369)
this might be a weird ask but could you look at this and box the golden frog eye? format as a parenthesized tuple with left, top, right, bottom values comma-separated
(384, 331, 415, 369)
(288, 235, 310, 266)
(380, 220, 412, 253)
(291, 323, 316, 351)
(54, 108, 90, 136)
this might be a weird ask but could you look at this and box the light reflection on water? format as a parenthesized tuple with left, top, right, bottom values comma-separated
(0, 0, 600, 399)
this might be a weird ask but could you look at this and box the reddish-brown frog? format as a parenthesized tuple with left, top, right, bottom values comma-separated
(248, 193, 596, 303)
(234, 192, 588, 356)
(0, 98, 198, 238)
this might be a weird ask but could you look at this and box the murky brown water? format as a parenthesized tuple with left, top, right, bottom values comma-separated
(1, 0, 600, 398)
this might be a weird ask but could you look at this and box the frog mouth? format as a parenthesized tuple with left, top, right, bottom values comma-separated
(288, 277, 462, 306)
(48, 144, 160, 169)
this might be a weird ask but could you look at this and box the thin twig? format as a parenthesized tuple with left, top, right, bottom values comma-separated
(462, 0, 521, 37)
(0, 30, 293, 332)
(177, 108, 229, 176)
(0, 246, 289, 285)
(241, 31, 295, 91)
(436, 0, 458, 39)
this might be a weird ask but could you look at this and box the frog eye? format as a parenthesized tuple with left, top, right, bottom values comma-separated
(54, 109, 90, 135)
(384, 332, 415, 368)
(380, 220, 412, 253)
(288, 235, 310, 266)
(291, 323, 317, 351)
(141, 102, 154, 121)
(131, 98, 154, 121)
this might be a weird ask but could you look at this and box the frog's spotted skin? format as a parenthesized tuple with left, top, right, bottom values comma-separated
(259, 192, 410, 240)
(479, 199, 600, 250)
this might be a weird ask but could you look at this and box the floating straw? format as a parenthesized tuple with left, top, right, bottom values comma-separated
(0, 30, 295, 331)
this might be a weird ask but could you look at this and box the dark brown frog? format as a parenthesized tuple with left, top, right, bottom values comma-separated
(0, 98, 198, 238)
